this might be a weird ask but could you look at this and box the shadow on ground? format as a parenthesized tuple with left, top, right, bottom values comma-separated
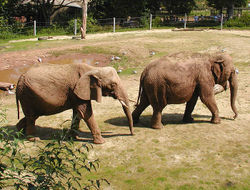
(105, 113, 233, 128)
(1, 124, 132, 144)
(2, 113, 232, 143)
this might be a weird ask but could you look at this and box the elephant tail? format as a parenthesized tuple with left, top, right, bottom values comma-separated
(16, 96, 20, 120)
(135, 71, 145, 107)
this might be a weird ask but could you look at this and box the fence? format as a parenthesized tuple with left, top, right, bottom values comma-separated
(0, 13, 226, 39)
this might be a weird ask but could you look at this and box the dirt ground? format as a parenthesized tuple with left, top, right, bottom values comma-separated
(0, 29, 250, 189)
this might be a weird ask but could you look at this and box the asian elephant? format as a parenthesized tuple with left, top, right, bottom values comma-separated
(132, 52, 238, 129)
(16, 63, 133, 144)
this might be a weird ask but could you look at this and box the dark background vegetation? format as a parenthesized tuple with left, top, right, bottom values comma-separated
(0, 0, 249, 40)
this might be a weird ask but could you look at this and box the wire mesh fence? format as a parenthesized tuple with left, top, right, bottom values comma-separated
(0, 13, 227, 40)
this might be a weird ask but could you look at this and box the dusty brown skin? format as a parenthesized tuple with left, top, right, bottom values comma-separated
(132, 52, 238, 129)
(16, 63, 133, 144)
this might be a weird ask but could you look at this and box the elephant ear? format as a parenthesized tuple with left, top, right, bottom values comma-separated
(73, 71, 102, 103)
(212, 58, 224, 83)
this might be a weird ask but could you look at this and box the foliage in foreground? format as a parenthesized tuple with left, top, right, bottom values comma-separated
(0, 112, 109, 189)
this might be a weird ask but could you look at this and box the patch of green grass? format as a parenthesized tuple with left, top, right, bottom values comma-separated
(166, 167, 193, 179)
(137, 167, 145, 173)
(124, 179, 137, 185)
(178, 184, 202, 190)
(155, 177, 167, 182)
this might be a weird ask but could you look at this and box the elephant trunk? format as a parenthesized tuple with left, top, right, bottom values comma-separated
(229, 71, 238, 119)
(117, 88, 134, 135)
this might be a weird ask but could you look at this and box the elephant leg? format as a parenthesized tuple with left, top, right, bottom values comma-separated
(132, 92, 150, 124)
(77, 103, 105, 144)
(183, 89, 199, 123)
(16, 117, 27, 134)
(70, 109, 81, 138)
(25, 116, 40, 141)
(151, 106, 164, 129)
(200, 92, 220, 124)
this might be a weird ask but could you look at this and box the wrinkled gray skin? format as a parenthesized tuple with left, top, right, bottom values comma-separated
(132, 52, 238, 129)
(16, 63, 133, 144)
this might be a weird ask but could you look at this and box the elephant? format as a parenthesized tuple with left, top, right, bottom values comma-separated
(16, 63, 133, 144)
(0, 82, 15, 94)
(132, 52, 238, 129)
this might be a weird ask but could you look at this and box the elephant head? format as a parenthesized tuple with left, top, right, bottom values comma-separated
(73, 66, 134, 135)
(210, 53, 238, 119)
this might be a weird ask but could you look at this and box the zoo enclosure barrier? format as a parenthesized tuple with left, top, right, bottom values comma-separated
(1, 13, 227, 39)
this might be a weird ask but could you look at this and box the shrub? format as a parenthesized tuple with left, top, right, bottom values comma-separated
(67, 17, 103, 34)
(224, 13, 250, 28)
(152, 16, 164, 27)
(0, 127, 109, 189)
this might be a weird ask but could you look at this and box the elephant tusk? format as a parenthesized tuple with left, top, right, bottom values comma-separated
(8, 90, 15, 95)
(119, 100, 129, 108)
(128, 98, 137, 103)
(213, 84, 224, 95)
(9, 84, 15, 90)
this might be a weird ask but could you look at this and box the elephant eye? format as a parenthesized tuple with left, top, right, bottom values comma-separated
(111, 83, 117, 88)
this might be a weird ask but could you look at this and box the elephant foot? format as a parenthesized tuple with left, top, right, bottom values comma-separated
(16, 118, 27, 133)
(211, 117, 221, 124)
(183, 116, 194, 123)
(93, 135, 105, 144)
(68, 129, 79, 140)
(151, 123, 163, 129)
(27, 136, 40, 142)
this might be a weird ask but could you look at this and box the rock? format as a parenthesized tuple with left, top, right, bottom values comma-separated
(72, 36, 81, 40)
(115, 56, 121, 60)
(133, 70, 137, 74)
(150, 51, 156, 56)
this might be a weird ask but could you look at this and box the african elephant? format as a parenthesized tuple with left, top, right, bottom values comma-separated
(16, 63, 133, 144)
(132, 52, 238, 129)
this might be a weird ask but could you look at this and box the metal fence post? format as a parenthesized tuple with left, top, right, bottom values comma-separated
(149, 14, 152, 30)
(184, 13, 187, 29)
(113, 17, 115, 33)
(74, 19, 77, 35)
(34, 20, 36, 36)
(220, 13, 223, 30)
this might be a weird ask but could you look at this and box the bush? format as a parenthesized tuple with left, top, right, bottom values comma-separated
(0, 127, 109, 189)
(67, 17, 103, 34)
(152, 16, 164, 27)
(224, 13, 250, 27)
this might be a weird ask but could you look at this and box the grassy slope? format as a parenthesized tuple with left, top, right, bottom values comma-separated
(1, 29, 250, 189)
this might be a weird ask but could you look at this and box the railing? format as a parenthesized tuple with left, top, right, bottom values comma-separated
(0, 13, 226, 40)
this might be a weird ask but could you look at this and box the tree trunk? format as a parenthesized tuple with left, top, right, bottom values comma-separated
(227, 3, 234, 19)
(81, 0, 88, 39)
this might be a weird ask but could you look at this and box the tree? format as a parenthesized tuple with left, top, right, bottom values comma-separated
(161, 0, 196, 15)
(0, 0, 23, 22)
(88, 0, 162, 19)
(206, 0, 247, 18)
(81, 0, 88, 39)
(25, 0, 80, 25)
